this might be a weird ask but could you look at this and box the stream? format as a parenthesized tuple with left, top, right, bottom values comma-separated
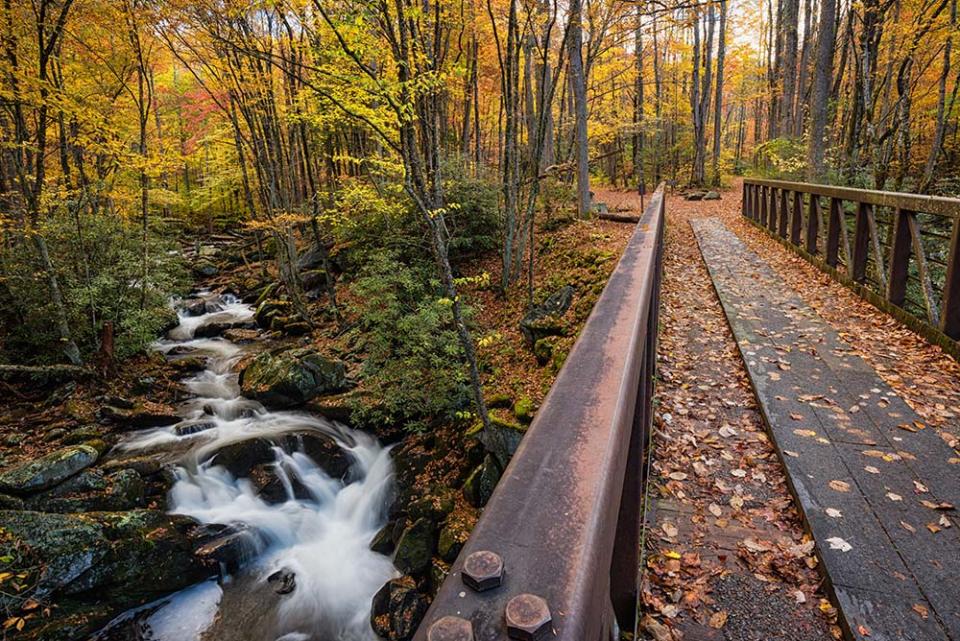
(93, 292, 397, 641)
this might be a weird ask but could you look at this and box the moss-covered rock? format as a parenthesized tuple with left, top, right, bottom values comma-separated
(519, 285, 574, 347)
(462, 454, 502, 508)
(62, 425, 103, 445)
(370, 575, 427, 641)
(238, 348, 348, 407)
(513, 396, 535, 424)
(254, 298, 292, 329)
(392, 517, 435, 577)
(437, 519, 470, 563)
(0, 445, 99, 495)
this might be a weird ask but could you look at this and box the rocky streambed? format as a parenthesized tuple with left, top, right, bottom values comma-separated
(0, 288, 434, 641)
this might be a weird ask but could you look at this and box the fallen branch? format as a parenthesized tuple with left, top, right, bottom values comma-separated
(0, 364, 91, 381)
(598, 212, 641, 224)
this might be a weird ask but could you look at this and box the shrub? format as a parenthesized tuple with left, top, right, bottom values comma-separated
(347, 251, 472, 430)
(0, 210, 188, 364)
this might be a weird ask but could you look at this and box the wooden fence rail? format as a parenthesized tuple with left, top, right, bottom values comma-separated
(742, 178, 960, 353)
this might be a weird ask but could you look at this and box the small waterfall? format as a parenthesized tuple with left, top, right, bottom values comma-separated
(97, 293, 396, 641)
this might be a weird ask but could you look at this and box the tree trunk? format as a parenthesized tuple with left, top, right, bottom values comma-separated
(712, 0, 727, 186)
(807, 0, 837, 178)
(568, 0, 591, 216)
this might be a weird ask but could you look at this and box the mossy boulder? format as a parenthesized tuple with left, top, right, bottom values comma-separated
(370, 575, 427, 641)
(25, 469, 144, 513)
(392, 517, 435, 577)
(239, 348, 348, 407)
(437, 518, 471, 562)
(533, 336, 560, 366)
(0, 445, 99, 495)
(463, 454, 502, 508)
(513, 396, 536, 424)
(519, 285, 574, 347)
(254, 298, 292, 329)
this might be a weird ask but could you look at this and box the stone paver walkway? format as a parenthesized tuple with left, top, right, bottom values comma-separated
(694, 217, 960, 641)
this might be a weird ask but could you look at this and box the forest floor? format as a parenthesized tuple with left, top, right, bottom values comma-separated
(630, 180, 960, 641)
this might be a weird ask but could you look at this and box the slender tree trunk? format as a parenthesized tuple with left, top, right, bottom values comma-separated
(807, 0, 837, 178)
(568, 0, 591, 216)
(712, 0, 727, 186)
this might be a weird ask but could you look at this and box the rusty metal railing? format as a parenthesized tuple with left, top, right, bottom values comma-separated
(414, 186, 665, 641)
(742, 178, 960, 354)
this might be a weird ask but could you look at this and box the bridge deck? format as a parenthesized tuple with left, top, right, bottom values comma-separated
(693, 217, 960, 641)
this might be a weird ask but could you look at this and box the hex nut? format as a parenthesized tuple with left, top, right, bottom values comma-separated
(505, 593, 552, 641)
(461, 550, 504, 592)
(427, 615, 474, 641)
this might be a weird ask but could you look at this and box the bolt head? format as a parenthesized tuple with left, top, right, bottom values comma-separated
(461, 550, 503, 592)
(505, 593, 552, 641)
(427, 615, 474, 641)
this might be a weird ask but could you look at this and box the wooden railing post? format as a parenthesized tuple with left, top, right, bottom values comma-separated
(791, 191, 803, 245)
(760, 186, 769, 226)
(806, 195, 820, 254)
(886, 208, 912, 308)
(768, 187, 778, 232)
(852, 202, 871, 283)
(826, 198, 842, 267)
(778, 188, 790, 238)
(941, 219, 960, 339)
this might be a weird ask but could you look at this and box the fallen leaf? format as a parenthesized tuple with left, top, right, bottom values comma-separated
(794, 429, 817, 437)
(926, 523, 941, 534)
(900, 521, 916, 533)
(886, 492, 903, 502)
(790, 412, 804, 421)
(864, 465, 880, 474)
(826, 508, 843, 518)
(731, 468, 747, 478)
(913, 603, 929, 619)
(708, 503, 723, 517)
(668, 472, 688, 481)
(793, 590, 807, 604)
(829, 480, 851, 492)
(858, 624, 871, 636)
(663, 522, 678, 538)
(826, 537, 852, 552)
(708, 610, 728, 629)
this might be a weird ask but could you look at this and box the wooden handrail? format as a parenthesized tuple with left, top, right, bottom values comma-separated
(742, 178, 960, 350)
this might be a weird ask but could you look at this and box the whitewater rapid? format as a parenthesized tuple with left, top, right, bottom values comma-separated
(96, 292, 397, 641)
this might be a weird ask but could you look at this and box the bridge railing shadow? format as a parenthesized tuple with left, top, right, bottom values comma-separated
(743, 179, 960, 357)
(412, 185, 666, 641)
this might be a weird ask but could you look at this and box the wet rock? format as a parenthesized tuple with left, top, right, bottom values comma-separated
(193, 259, 219, 278)
(519, 285, 574, 347)
(212, 438, 276, 477)
(429, 559, 450, 597)
(437, 520, 470, 563)
(0, 510, 111, 597)
(194, 525, 264, 575)
(393, 517, 435, 577)
(222, 328, 260, 343)
(175, 421, 217, 437)
(98, 405, 179, 430)
(463, 454, 502, 508)
(703, 190, 722, 200)
(267, 567, 297, 595)
(370, 524, 395, 555)
(101, 455, 165, 477)
(254, 299, 292, 329)
(370, 576, 428, 641)
(0, 445, 99, 494)
(194, 320, 255, 338)
(239, 348, 348, 408)
(25, 469, 145, 514)
(170, 356, 206, 373)
(63, 425, 103, 445)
